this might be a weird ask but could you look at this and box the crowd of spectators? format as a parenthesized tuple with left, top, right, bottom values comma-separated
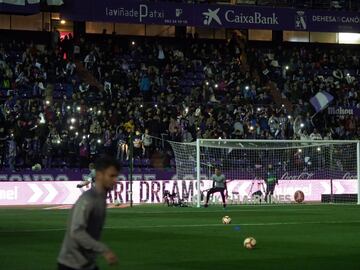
(0, 30, 359, 170)
(254, 43, 360, 139)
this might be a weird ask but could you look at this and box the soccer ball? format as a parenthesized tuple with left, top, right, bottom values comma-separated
(244, 237, 256, 249)
(222, 216, 231, 224)
(294, 190, 305, 203)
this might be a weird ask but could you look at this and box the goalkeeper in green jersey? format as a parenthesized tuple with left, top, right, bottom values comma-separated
(264, 164, 278, 202)
(204, 167, 227, 208)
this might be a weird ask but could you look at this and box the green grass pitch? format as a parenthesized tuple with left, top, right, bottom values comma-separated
(0, 204, 360, 270)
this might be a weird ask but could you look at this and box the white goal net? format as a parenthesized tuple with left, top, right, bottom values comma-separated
(168, 139, 360, 207)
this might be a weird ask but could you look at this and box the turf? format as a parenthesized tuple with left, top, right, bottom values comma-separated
(0, 204, 360, 270)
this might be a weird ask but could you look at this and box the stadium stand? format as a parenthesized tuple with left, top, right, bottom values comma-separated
(0, 29, 359, 169)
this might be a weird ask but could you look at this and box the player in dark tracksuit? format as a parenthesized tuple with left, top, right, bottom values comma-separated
(264, 164, 278, 202)
(204, 168, 227, 208)
(58, 156, 120, 270)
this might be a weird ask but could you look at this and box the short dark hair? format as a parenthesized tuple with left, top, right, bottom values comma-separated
(94, 156, 121, 172)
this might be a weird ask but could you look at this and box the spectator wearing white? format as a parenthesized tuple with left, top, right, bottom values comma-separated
(84, 51, 96, 70)
(300, 130, 309, 140)
(293, 115, 303, 136)
(157, 45, 165, 60)
(310, 128, 322, 140)
(323, 130, 333, 140)
(104, 80, 112, 98)
(268, 115, 280, 137)
(204, 64, 213, 78)
(79, 82, 89, 93)
(233, 121, 244, 136)
(66, 60, 76, 76)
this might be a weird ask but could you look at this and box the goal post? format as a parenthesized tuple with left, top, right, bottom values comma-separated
(196, 138, 201, 208)
(358, 141, 360, 205)
(169, 139, 360, 207)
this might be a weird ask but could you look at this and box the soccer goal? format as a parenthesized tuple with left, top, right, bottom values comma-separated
(169, 139, 360, 207)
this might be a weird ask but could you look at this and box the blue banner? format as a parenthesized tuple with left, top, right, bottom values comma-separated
(60, 0, 360, 33)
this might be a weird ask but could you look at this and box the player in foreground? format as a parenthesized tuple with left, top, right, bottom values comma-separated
(204, 167, 227, 208)
(57, 156, 120, 270)
(77, 163, 96, 188)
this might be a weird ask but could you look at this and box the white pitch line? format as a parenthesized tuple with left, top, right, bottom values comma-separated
(107, 220, 360, 229)
(107, 208, 358, 215)
(1, 220, 360, 233)
(38, 203, 359, 212)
